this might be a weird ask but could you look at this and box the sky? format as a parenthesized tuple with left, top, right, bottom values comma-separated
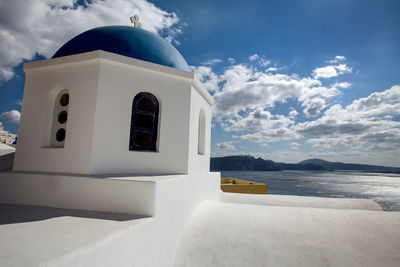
(0, 0, 399, 166)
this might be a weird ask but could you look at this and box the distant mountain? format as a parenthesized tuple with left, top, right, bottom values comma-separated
(210, 156, 321, 171)
(276, 162, 325, 171)
(210, 156, 400, 173)
(210, 155, 278, 171)
(298, 159, 331, 165)
(298, 158, 400, 172)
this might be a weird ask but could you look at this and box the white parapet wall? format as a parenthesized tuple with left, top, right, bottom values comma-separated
(0, 171, 221, 267)
(0, 171, 220, 216)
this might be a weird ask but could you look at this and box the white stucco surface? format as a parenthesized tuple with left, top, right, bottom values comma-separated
(0, 144, 14, 170)
(0, 171, 220, 216)
(221, 192, 383, 211)
(0, 144, 15, 156)
(2, 193, 398, 267)
(0, 203, 150, 267)
(0, 172, 220, 267)
(175, 200, 400, 267)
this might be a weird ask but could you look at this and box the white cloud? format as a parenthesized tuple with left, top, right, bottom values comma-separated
(212, 64, 339, 121)
(192, 66, 218, 93)
(326, 55, 346, 64)
(260, 58, 271, 67)
(0, 110, 20, 123)
(296, 85, 400, 151)
(290, 142, 300, 150)
(266, 67, 278, 72)
(194, 56, 399, 166)
(228, 111, 299, 144)
(228, 58, 235, 64)
(234, 126, 299, 144)
(302, 98, 326, 117)
(312, 64, 352, 79)
(348, 85, 400, 114)
(215, 141, 237, 151)
(201, 58, 222, 66)
(193, 61, 346, 144)
(288, 109, 299, 119)
(313, 66, 337, 79)
(226, 109, 284, 132)
(248, 54, 259, 61)
(335, 64, 352, 73)
(0, 67, 14, 81)
(0, 0, 182, 81)
(332, 82, 352, 89)
(226, 85, 400, 166)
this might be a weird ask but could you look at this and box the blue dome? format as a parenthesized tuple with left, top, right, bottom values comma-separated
(52, 26, 191, 72)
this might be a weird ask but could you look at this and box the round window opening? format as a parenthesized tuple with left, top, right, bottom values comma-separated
(59, 93, 69, 106)
(58, 111, 68, 124)
(56, 128, 66, 142)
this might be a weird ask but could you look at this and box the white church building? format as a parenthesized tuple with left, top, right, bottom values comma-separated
(0, 22, 399, 267)
(14, 24, 211, 176)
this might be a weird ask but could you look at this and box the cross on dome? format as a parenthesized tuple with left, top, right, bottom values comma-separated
(130, 15, 142, 28)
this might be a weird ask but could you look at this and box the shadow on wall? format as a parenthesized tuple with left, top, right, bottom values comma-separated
(0, 152, 14, 170)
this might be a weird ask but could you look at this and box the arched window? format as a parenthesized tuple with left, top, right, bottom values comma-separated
(50, 89, 69, 148)
(129, 92, 159, 152)
(198, 108, 206, 155)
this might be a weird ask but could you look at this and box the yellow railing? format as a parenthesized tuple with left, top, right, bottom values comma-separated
(221, 178, 267, 194)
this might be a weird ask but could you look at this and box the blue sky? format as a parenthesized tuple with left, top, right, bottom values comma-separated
(1, 0, 399, 166)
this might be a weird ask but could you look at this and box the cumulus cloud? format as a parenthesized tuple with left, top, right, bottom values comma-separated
(288, 109, 299, 119)
(266, 67, 278, 72)
(0, 110, 20, 123)
(260, 58, 271, 67)
(228, 111, 299, 143)
(212, 64, 339, 121)
(248, 54, 259, 61)
(226, 109, 285, 132)
(193, 66, 218, 93)
(228, 58, 235, 64)
(332, 82, 352, 89)
(0, 0, 182, 81)
(302, 98, 326, 117)
(312, 64, 352, 79)
(326, 55, 346, 64)
(192, 60, 350, 144)
(201, 59, 222, 66)
(297, 85, 400, 151)
(248, 54, 270, 66)
(290, 142, 300, 150)
(194, 53, 399, 164)
(215, 141, 237, 151)
(348, 85, 400, 115)
(234, 126, 299, 144)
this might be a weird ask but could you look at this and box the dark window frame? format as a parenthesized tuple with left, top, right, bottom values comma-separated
(129, 92, 159, 152)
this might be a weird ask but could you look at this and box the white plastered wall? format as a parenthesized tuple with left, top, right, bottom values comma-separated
(187, 83, 212, 174)
(89, 57, 194, 175)
(13, 57, 100, 174)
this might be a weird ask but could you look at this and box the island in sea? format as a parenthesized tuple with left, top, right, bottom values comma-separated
(210, 155, 400, 173)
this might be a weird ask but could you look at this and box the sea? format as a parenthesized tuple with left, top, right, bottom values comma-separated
(221, 170, 400, 212)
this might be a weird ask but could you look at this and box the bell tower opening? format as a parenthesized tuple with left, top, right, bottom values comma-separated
(129, 92, 159, 152)
(50, 89, 69, 148)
